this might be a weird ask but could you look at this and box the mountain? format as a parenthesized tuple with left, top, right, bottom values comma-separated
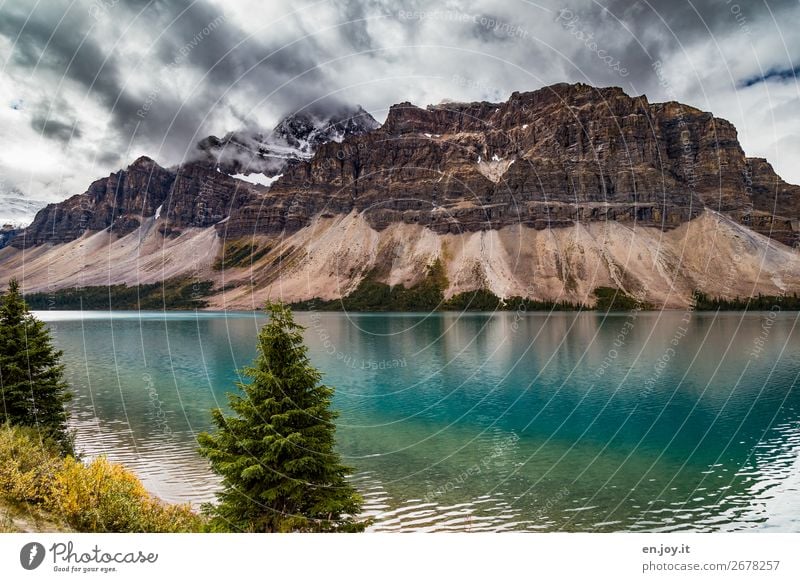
(194, 105, 379, 178)
(2, 83, 800, 309)
(8, 105, 379, 249)
(227, 84, 799, 244)
(6, 156, 244, 247)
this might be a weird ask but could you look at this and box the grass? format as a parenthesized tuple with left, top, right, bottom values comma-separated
(0, 499, 72, 533)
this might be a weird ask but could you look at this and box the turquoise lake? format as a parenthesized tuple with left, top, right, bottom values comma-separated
(37, 309, 800, 532)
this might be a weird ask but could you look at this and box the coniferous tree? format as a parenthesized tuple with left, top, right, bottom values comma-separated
(0, 279, 73, 454)
(198, 302, 366, 532)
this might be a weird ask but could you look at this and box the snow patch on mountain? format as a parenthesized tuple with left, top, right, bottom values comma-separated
(230, 173, 283, 187)
(477, 156, 515, 183)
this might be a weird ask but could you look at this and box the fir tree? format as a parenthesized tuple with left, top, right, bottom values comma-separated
(198, 302, 367, 532)
(0, 279, 73, 454)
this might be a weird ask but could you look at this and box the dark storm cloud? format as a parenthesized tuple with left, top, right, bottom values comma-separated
(336, 0, 381, 51)
(741, 65, 800, 87)
(120, 0, 347, 155)
(96, 151, 122, 166)
(123, 0, 379, 159)
(581, 0, 796, 40)
(548, 0, 800, 99)
(30, 115, 83, 142)
(0, 3, 123, 99)
(139, 0, 352, 99)
(469, 13, 521, 43)
(0, 2, 142, 147)
(0, 0, 358, 165)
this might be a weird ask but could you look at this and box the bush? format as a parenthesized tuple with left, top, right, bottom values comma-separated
(0, 424, 203, 532)
(140, 499, 205, 533)
(0, 424, 62, 504)
(47, 457, 203, 533)
(48, 457, 147, 532)
(692, 290, 800, 310)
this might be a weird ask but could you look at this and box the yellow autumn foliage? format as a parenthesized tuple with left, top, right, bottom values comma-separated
(47, 456, 202, 532)
(0, 424, 203, 532)
(0, 424, 62, 504)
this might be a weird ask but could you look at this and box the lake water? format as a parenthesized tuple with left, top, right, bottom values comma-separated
(37, 309, 800, 532)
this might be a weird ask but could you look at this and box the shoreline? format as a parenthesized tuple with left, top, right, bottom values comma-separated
(30, 307, 800, 316)
(21, 279, 800, 313)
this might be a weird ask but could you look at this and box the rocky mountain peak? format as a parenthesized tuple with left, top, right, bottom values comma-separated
(194, 103, 380, 177)
(273, 105, 379, 150)
(128, 155, 158, 170)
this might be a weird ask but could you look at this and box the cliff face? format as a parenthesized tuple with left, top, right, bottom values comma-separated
(16, 83, 800, 247)
(14, 157, 169, 246)
(226, 83, 798, 244)
(11, 158, 258, 248)
(5, 82, 800, 307)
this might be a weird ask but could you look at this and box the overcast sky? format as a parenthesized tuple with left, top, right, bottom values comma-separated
(1, 0, 799, 223)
